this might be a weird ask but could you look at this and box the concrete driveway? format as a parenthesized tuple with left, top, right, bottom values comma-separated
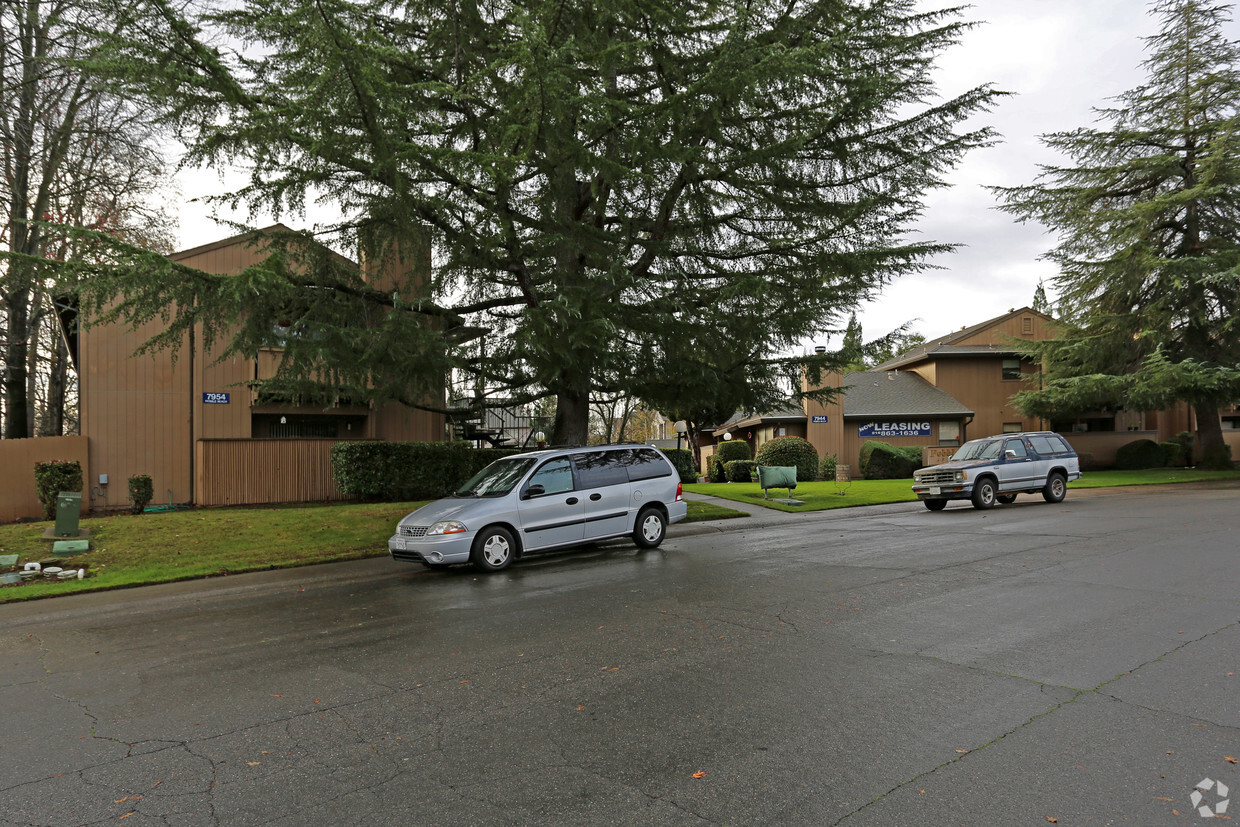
(1, 484, 1237, 825)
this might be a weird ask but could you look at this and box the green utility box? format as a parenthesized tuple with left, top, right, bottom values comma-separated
(53, 540, 90, 556)
(54, 491, 82, 538)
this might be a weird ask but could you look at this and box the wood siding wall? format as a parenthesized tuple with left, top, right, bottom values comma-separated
(0, 436, 90, 523)
(195, 439, 362, 507)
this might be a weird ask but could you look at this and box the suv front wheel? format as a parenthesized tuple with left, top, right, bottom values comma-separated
(971, 478, 997, 510)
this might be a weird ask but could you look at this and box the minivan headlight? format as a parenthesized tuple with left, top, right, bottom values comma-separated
(427, 521, 467, 535)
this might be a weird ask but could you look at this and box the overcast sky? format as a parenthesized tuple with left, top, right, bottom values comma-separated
(171, 1, 1240, 349)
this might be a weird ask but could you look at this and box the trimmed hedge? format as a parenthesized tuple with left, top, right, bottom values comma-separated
(710, 440, 752, 483)
(662, 448, 698, 484)
(754, 436, 818, 482)
(1114, 438, 1165, 470)
(33, 460, 83, 521)
(819, 452, 838, 481)
(724, 460, 759, 482)
(331, 442, 520, 501)
(1159, 441, 1183, 467)
(859, 440, 922, 479)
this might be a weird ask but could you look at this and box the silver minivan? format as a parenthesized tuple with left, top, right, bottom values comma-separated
(388, 444, 688, 572)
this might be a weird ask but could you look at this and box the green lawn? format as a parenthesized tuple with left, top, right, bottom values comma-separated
(685, 466, 1240, 513)
(0, 498, 745, 602)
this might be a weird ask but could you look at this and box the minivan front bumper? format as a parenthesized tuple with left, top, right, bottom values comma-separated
(388, 532, 474, 565)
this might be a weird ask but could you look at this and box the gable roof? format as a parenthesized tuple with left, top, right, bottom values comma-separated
(839, 370, 973, 418)
(873, 306, 1055, 371)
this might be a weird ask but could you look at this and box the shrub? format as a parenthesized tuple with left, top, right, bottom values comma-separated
(754, 436, 818, 481)
(33, 460, 83, 521)
(858, 440, 920, 479)
(1159, 441, 1183, 467)
(128, 475, 154, 515)
(819, 451, 838, 481)
(710, 440, 751, 483)
(1114, 438, 1165, 470)
(1200, 440, 1233, 470)
(724, 460, 758, 482)
(715, 440, 752, 464)
(331, 442, 519, 501)
(662, 448, 698, 484)
(1175, 431, 1195, 466)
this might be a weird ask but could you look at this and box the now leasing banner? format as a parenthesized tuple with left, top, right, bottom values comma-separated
(858, 421, 931, 438)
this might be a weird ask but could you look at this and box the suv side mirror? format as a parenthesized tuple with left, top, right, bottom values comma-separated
(523, 484, 545, 500)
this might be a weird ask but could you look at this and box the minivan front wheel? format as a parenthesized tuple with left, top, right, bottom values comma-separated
(633, 507, 667, 549)
(471, 526, 516, 572)
(971, 478, 997, 510)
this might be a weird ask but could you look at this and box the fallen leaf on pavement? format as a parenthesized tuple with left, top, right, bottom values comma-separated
(692, 771, 707, 779)
(1227, 756, 1238, 764)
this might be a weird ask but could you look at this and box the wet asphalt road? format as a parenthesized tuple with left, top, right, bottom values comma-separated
(1, 484, 1238, 826)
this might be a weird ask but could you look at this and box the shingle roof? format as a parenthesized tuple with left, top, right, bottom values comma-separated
(708, 404, 805, 435)
(872, 306, 1052, 371)
(839, 371, 973, 418)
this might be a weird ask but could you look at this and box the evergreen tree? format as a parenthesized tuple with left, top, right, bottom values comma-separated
(994, 0, 1240, 467)
(1031, 279, 1051, 314)
(85, 0, 1000, 444)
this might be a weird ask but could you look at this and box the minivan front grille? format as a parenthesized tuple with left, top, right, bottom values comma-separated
(400, 526, 428, 538)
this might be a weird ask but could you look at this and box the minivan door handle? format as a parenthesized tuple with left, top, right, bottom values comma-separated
(565, 497, 579, 505)
(589, 493, 602, 501)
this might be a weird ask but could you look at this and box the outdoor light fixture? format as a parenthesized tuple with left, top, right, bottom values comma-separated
(723, 431, 732, 441)
(280, 416, 287, 424)
(674, 420, 687, 451)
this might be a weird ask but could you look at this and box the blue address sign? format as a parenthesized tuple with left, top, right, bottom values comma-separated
(202, 392, 231, 405)
(811, 415, 829, 423)
(858, 421, 931, 438)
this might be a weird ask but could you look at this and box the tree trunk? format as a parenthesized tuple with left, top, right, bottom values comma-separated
(3, 287, 31, 438)
(552, 388, 590, 446)
(1195, 406, 1230, 468)
(41, 330, 67, 436)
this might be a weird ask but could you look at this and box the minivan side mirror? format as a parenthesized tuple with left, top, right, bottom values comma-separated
(523, 484, 545, 499)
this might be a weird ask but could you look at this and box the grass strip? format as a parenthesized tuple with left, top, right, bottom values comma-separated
(0, 498, 745, 602)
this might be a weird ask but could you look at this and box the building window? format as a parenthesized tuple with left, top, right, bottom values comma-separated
(1002, 359, 1022, 380)
(938, 420, 960, 446)
(1002, 422, 1022, 433)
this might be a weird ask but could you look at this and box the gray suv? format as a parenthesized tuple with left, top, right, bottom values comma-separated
(388, 444, 688, 572)
(912, 431, 1082, 511)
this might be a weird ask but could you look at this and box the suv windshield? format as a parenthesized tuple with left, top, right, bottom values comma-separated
(454, 457, 537, 497)
(950, 440, 1003, 461)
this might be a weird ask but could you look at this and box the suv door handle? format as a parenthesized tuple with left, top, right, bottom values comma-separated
(566, 497, 579, 505)
(589, 493, 602, 501)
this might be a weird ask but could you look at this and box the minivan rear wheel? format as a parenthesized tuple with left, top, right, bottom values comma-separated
(471, 526, 516, 572)
(633, 507, 667, 548)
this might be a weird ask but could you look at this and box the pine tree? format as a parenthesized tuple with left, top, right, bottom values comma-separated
(88, 0, 1001, 444)
(1032, 279, 1051, 314)
(994, 0, 1240, 467)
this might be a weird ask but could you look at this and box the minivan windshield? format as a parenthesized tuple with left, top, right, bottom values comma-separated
(454, 457, 537, 497)
(950, 439, 1003, 462)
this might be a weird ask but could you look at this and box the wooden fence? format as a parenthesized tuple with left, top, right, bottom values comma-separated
(195, 438, 365, 507)
(0, 436, 90, 523)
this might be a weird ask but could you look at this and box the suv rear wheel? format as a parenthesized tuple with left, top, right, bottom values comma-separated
(971, 478, 997, 510)
(1043, 472, 1067, 503)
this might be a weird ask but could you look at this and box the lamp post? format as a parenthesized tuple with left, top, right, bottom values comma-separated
(673, 420, 687, 452)
(535, 431, 546, 449)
